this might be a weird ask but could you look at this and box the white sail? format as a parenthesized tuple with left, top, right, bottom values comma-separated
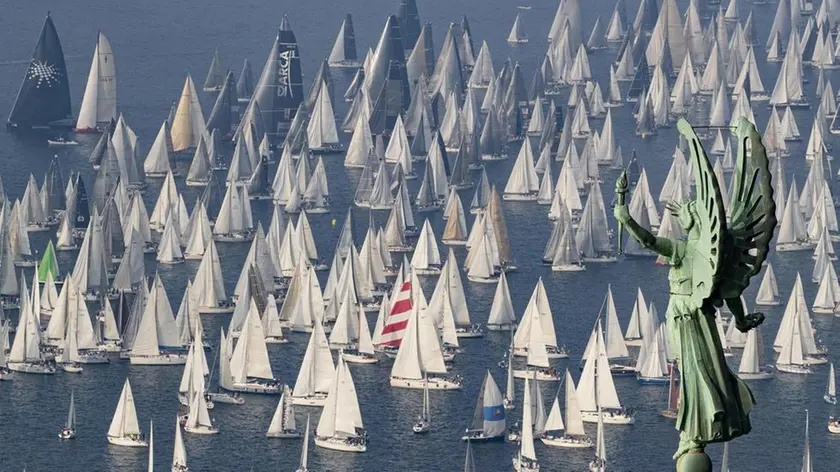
(172, 417, 188, 469)
(229, 299, 274, 382)
(317, 356, 364, 439)
(76, 32, 117, 130)
(108, 379, 142, 438)
(171, 75, 208, 152)
(293, 322, 335, 399)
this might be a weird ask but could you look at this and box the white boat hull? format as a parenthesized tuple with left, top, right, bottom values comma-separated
(184, 425, 219, 435)
(513, 370, 563, 381)
(580, 410, 635, 424)
(228, 382, 282, 394)
(775, 242, 816, 252)
(502, 194, 538, 201)
(107, 435, 148, 447)
(467, 275, 499, 284)
(198, 305, 235, 314)
(552, 264, 586, 272)
(486, 324, 516, 331)
(389, 376, 462, 390)
(206, 392, 244, 405)
(129, 354, 188, 365)
(7, 362, 56, 374)
(291, 395, 328, 406)
(264, 336, 289, 344)
(775, 363, 812, 374)
(315, 436, 366, 452)
(341, 352, 379, 364)
(266, 430, 301, 439)
(513, 347, 568, 359)
(539, 435, 593, 448)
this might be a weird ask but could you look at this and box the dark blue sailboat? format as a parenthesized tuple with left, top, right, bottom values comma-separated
(7, 13, 73, 129)
(252, 14, 303, 142)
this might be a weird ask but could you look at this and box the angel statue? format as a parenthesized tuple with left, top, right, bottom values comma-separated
(614, 118, 777, 471)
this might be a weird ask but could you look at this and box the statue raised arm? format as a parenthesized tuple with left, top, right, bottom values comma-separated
(613, 118, 777, 471)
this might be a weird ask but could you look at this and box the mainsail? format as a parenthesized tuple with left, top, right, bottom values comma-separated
(8, 13, 73, 129)
(253, 15, 304, 142)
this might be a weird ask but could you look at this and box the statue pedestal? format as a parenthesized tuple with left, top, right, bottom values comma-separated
(676, 450, 712, 472)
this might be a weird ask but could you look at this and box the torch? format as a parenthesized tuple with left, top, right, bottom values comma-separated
(615, 169, 628, 256)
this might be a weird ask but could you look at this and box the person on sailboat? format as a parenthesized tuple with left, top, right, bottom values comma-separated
(614, 119, 775, 461)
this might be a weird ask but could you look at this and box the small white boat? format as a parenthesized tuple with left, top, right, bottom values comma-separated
(825, 363, 836, 404)
(314, 356, 367, 453)
(47, 137, 79, 146)
(59, 391, 77, 440)
(513, 368, 563, 381)
(183, 391, 219, 435)
(830, 416, 840, 434)
(412, 380, 432, 434)
(62, 362, 83, 374)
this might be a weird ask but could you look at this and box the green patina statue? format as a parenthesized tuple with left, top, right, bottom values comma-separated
(614, 118, 778, 470)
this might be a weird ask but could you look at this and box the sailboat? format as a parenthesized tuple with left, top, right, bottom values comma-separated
(462, 370, 506, 441)
(541, 369, 593, 448)
(172, 417, 189, 472)
(801, 410, 813, 471)
(738, 327, 773, 380)
(59, 391, 77, 440)
(577, 320, 634, 424)
(130, 274, 187, 365)
(171, 74, 208, 152)
(341, 305, 379, 364)
(775, 306, 812, 374)
(755, 263, 781, 305)
(412, 378, 432, 433)
(512, 377, 540, 472)
(825, 363, 836, 404)
(107, 379, 148, 447)
(296, 415, 312, 472)
(184, 390, 219, 434)
(486, 272, 516, 330)
(7, 13, 73, 129)
(315, 356, 367, 452)
(660, 361, 680, 419)
(75, 31, 117, 132)
(228, 299, 281, 393)
(512, 279, 568, 360)
(267, 385, 300, 438)
(292, 322, 335, 405)
(328, 14, 360, 68)
(390, 272, 463, 390)
(7, 274, 55, 374)
(588, 397, 607, 472)
(507, 10, 528, 45)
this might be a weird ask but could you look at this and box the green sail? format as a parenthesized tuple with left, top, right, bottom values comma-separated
(38, 240, 59, 283)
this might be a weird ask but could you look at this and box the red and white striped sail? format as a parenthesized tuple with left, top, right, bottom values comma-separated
(378, 275, 412, 347)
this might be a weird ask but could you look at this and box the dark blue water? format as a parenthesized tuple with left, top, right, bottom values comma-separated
(0, 1, 838, 471)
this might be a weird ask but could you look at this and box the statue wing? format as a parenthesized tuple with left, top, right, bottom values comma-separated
(716, 118, 778, 300)
(676, 119, 726, 308)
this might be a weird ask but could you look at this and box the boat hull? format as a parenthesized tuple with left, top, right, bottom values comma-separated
(513, 370, 563, 381)
(314, 436, 366, 452)
(580, 410, 634, 425)
(502, 194, 538, 201)
(341, 352, 379, 364)
(539, 435, 593, 448)
(198, 305, 236, 314)
(775, 363, 812, 374)
(460, 432, 505, 442)
(512, 457, 539, 472)
(637, 375, 669, 385)
(228, 382, 282, 394)
(486, 324, 516, 331)
(389, 376, 462, 390)
(467, 275, 499, 284)
(513, 347, 568, 359)
(7, 362, 56, 374)
(107, 435, 148, 447)
(129, 354, 188, 365)
(184, 425, 219, 435)
(264, 336, 289, 344)
(206, 392, 244, 405)
(266, 431, 301, 439)
(291, 395, 328, 406)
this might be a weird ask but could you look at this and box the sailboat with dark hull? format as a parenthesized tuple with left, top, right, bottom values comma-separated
(252, 15, 303, 143)
(7, 13, 73, 129)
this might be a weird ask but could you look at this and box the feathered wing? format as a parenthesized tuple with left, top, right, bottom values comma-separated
(717, 118, 777, 300)
(676, 119, 726, 309)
